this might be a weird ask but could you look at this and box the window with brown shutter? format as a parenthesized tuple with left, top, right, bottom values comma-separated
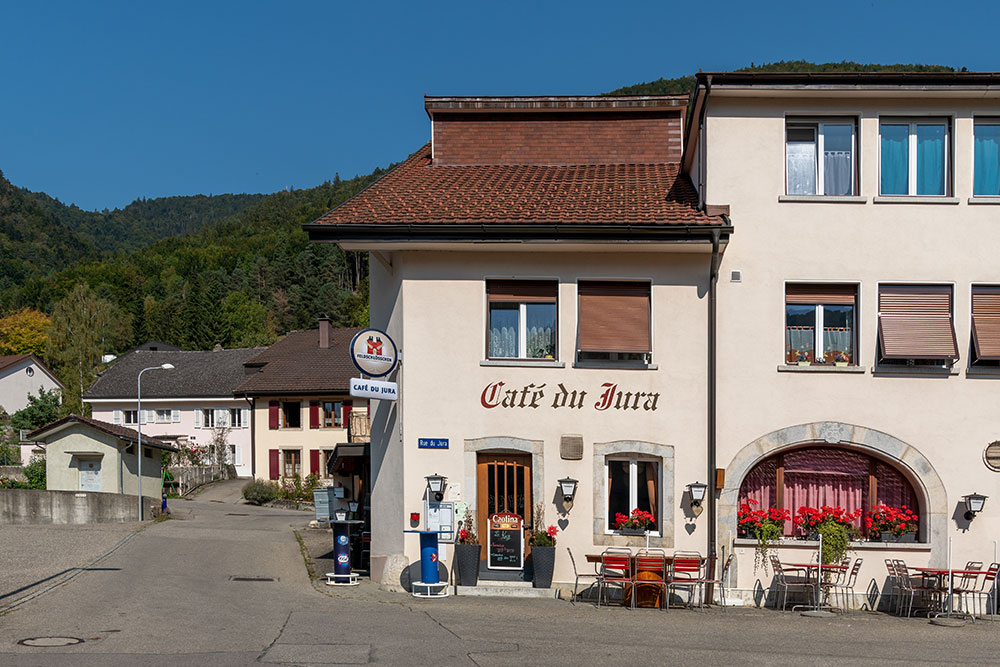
(785, 283, 858, 365)
(577, 281, 651, 362)
(877, 284, 958, 364)
(486, 280, 557, 360)
(971, 286, 1000, 363)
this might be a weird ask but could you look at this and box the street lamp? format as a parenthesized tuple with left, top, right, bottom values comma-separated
(963, 492, 988, 521)
(688, 481, 709, 508)
(137, 363, 174, 520)
(425, 473, 447, 502)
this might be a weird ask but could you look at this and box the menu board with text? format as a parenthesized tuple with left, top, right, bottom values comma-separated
(488, 512, 523, 570)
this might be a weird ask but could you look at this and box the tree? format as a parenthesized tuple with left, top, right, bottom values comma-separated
(0, 308, 51, 356)
(10, 388, 61, 433)
(48, 283, 129, 414)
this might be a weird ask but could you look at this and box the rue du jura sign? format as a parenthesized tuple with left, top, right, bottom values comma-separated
(350, 328, 398, 377)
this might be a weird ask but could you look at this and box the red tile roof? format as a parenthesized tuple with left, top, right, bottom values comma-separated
(309, 145, 725, 229)
(234, 327, 361, 396)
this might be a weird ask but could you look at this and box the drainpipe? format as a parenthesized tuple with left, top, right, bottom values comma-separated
(697, 76, 711, 210)
(245, 396, 256, 477)
(708, 226, 723, 560)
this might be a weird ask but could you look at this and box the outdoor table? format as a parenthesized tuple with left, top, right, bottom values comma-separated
(783, 562, 848, 611)
(586, 554, 678, 608)
(908, 567, 986, 617)
(404, 529, 450, 598)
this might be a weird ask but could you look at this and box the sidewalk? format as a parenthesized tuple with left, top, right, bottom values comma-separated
(0, 521, 142, 610)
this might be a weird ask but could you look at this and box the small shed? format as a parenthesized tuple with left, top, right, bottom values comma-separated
(29, 415, 177, 498)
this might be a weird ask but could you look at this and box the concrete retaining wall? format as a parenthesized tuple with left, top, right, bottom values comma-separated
(0, 466, 26, 482)
(0, 489, 159, 524)
(166, 464, 236, 496)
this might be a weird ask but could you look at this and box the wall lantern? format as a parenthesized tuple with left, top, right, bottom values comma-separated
(688, 481, 709, 508)
(963, 492, 988, 521)
(348, 500, 360, 514)
(333, 509, 348, 521)
(558, 477, 579, 503)
(426, 473, 447, 502)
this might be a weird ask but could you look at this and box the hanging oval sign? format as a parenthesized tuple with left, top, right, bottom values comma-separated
(350, 328, 398, 377)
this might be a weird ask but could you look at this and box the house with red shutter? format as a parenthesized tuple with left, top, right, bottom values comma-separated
(234, 318, 370, 512)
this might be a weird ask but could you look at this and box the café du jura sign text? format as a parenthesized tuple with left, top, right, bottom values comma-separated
(350, 328, 398, 377)
(488, 512, 523, 570)
(350, 377, 398, 401)
(481, 381, 659, 412)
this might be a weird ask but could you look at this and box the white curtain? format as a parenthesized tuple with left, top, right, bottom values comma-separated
(823, 150, 852, 196)
(525, 325, 554, 358)
(787, 142, 817, 195)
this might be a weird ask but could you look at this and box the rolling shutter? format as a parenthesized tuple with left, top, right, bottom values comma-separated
(309, 401, 320, 429)
(785, 283, 857, 305)
(268, 401, 279, 429)
(310, 450, 320, 476)
(972, 286, 1000, 360)
(577, 281, 651, 353)
(878, 285, 958, 360)
(113, 409, 122, 425)
(487, 280, 557, 303)
(268, 449, 280, 480)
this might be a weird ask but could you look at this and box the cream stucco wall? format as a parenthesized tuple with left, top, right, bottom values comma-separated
(0, 358, 61, 415)
(89, 398, 252, 477)
(704, 92, 1000, 597)
(43, 424, 163, 499)
(369, 249, 715, 587)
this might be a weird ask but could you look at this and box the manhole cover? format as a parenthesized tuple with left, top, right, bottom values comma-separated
(230, 576, 276, 582)
(18, 637, 84, 647)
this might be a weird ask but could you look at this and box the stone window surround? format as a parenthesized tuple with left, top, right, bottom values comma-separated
(719, 421, 946, 564)
(463, 437, 545, 528)
(593, 440, 675, 549)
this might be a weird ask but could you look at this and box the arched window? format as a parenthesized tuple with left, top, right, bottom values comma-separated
(739, 446, 919, 537)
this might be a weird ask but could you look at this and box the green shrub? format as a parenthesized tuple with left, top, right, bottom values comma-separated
(23, 455, 45, 489)
(242, 479, 277, 505)
(0, 476, 31, 489)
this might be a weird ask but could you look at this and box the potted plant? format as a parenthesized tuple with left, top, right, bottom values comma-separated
(796, 347, 811, 366)
(614, 508, 656, 535)
(793, 505, 862, 564)
(865, 505, 918, 543)
(832, 350, 850, 367)
(737, 499, 790, 573)
(527, 503, 558, 588)
(455, 513, 482, 586)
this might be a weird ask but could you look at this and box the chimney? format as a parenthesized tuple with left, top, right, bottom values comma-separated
(319, 316, 332, 349)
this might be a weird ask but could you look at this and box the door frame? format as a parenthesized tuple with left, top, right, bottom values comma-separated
(476, 453, 532, 563)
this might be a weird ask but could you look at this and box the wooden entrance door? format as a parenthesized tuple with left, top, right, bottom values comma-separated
(477, 453, 531, 562)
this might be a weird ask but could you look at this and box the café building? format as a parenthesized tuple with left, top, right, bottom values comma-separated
(306, 94, 732, 591)
(309, 77, 1000, 604)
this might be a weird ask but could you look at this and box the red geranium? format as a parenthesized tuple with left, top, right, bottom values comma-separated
(867, 505, 918, 536)
(615, 508, 656, 531)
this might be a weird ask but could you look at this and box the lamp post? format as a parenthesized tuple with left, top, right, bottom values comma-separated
(137, 363, 174, 520)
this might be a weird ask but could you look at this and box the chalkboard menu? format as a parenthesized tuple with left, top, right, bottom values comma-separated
(488, 512, 524, 570)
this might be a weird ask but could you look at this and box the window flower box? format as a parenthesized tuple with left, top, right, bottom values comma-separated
(873, 532, 917, 543)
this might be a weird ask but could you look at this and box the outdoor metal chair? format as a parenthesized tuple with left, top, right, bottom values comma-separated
(956, 562, 998, 618)
(831, 558, 863, 611)
(883, 559, 898, 613)
(954, 560, 983, 614)
(892, 560, 939, 617)
(668, 551, 708, 610)
(597, 548, 632, 608)
(633, 549, 668, 610)
(701, 553, 735, 609)
(567, 547, 599, 604)
(769, 555, 813, 611)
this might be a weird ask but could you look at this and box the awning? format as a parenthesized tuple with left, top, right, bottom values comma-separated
(877, 285, 958, 360)
(330, 443, 369, 473)
(972, 286, 1000, 360)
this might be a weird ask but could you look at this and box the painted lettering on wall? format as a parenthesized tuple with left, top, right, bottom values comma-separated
(480, 381, 659, 412)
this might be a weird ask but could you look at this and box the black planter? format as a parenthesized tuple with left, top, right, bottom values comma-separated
(455, 544, 482, 586)
(531, 546, 556, 588)
(876, 532, 917, 543)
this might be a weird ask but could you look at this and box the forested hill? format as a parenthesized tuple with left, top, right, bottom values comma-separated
(24, 189, 266, 253)
(1, 169, 266, 298)
(605, 60, 961, 96)
(2, 168, 387, 351)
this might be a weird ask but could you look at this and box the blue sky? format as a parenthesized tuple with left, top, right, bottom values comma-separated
(1, 1, 997, 210)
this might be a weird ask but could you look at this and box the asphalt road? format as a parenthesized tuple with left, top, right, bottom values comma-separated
(1, 479, 998, 666)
